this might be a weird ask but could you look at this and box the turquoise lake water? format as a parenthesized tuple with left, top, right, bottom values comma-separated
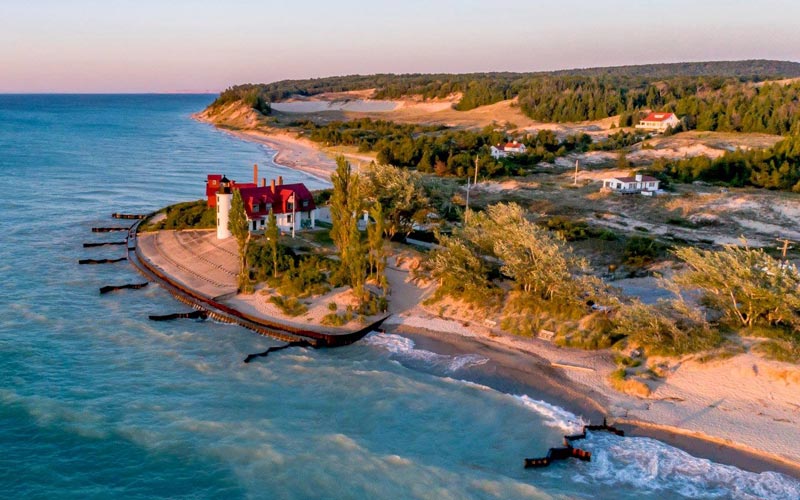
(1, 94, 798, 499)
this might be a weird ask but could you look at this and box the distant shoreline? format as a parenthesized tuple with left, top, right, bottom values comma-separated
(192, 111, 336, 184)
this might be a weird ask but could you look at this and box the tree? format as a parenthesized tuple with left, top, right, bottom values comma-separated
(264, 209, 280, 278)
(229, 189, 252, 293)
(330, 156, 368, 304)
(367, 202, 388, 293)
(362, 162, 429, 239)
(673, 243, 800, 330)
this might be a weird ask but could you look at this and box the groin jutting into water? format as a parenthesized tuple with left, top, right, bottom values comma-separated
(243, 340, 313, 363)
(524, 419, 625, 469)
(92, 227, 130, 233)
(79, 257, 128, 265)
(148, 310, 208, 321)
(84, 241, 127, 248)
(99, 282, 149, 294)
(112, 213, 147, 220)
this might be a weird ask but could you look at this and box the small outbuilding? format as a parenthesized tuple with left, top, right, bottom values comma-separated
(602, 174, 660, 194)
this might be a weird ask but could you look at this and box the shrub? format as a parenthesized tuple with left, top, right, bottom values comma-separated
(278, 256, 333, 298)
(268, 295, 308, 317)
(143, 200, 215, 231)
(321, 311, 354, 326)
(357, 295, 388, 316)
(612, 298, 721, 356)
(623, 236, 665, 265)
(754, 340, 800, 363)
(607, 368, 651, 397)
(327, 302, 338, 311)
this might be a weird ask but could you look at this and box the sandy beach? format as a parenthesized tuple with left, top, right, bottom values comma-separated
(193, 106, 800, 480)
(385, 309, 800, 479)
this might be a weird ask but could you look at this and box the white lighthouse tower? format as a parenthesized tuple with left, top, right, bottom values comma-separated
(216, 175, 233, 240)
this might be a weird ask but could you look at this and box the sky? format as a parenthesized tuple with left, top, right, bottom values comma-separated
(2, 0, 799, 93)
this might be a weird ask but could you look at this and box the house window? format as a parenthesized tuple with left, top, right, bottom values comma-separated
(287, 214, 293, 223)
(302, 200, 309, 208)
(287, 202, 294, 212)
(252, 203, 259, 212)
(260, 219, 265, 227)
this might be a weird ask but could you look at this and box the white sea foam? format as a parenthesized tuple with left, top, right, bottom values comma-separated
(512, 395, 588, 434)
(575, 432, 800, 499)
(363, 332, 489, 372)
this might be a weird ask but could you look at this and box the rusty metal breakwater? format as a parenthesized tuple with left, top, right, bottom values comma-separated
(524, 419, 625, 469)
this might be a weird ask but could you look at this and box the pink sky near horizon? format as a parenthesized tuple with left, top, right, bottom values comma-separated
(2, 0, 799, 93)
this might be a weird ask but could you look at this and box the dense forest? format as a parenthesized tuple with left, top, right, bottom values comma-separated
(651, 136, 800, 191)
(210, 60, 800, 134)
(295, 118, 591, 177)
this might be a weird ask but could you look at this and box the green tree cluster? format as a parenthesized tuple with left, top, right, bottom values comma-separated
(652, 135, 800, 191)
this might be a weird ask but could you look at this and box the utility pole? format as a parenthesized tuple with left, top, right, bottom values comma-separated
(291, 192, 296, 239)
(574, 159, 579, 185)
(464, 177, 471, 224)
(474, 155, 480, 186)
(776, 238, 793, 259)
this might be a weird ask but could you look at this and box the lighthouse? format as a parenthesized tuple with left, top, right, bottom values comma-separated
(216, 175, 232, 240)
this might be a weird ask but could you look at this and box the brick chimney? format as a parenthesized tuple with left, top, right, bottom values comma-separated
(253, 164, 258, 185)
(261, 178, 266, 187)
(270, 179, 276, 194)
(277, 175, 283, 186)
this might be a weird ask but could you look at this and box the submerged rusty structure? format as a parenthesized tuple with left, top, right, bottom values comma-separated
(524, 419, 625, 469)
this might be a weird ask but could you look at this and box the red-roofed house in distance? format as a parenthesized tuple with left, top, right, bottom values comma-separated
(635, 112, 681, 133)
(207, 165, 317, 240)
(490, 140, 528, 159)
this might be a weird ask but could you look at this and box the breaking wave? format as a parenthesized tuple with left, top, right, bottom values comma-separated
(575, 431, 800, 499)
(363, 332, 489, 373)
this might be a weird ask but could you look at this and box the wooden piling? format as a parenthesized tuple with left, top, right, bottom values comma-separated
(78, 257, 127, 265)
(99, 282, 149, 294)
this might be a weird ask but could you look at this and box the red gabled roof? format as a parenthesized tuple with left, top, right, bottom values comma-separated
(642, 112, 677, 122)
(206, 173, 316, 217)
(238, 183, 316, 219)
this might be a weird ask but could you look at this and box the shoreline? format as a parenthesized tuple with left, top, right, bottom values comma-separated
(192, 107, 800, 481)
(192, 111, 337, 183)
(388, 322, 800, 480)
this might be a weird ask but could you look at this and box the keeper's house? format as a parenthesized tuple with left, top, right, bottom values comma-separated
(635, 112, 680, 133)
(207, 165, 316, 240)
